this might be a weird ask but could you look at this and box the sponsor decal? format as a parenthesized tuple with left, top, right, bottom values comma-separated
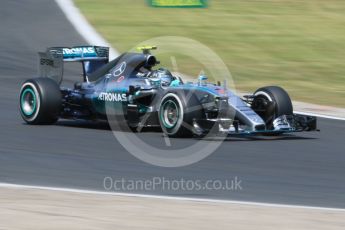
(98, 92, 127, 102)
(40, 58, 54, 66)
(112, 62, 126, 77)
(148, 0, 207, 8)
(62, 47, 97, 58)
(216, 88, 225, 94)
(117, 75, 125, 83)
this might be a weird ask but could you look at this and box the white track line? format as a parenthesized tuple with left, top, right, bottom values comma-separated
(294, 111, 345, 121)
(55, 0, 118, 59)
(1, 182, 344, 212)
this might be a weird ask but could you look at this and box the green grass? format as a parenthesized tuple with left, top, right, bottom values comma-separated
(75, 0, 345, 107)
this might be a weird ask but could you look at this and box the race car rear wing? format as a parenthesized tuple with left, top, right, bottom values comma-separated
(38, 46, 109, 84)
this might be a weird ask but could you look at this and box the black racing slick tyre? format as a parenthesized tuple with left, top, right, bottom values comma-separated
(19, 78, 61, 125)
(252, 86, 293, 129)
(158, 91, 202, 138)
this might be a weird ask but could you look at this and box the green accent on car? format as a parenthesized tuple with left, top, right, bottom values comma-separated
(138, 104, 148, 113)
(21, 88, 37, 116)
(170, 79, 181, 87)
(160, 100, 179, 128)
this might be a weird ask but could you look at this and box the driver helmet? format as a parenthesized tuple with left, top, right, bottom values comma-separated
(152, 68, 174, 86)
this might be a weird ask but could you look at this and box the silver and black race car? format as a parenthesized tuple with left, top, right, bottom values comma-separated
(19, 45, 317, 137)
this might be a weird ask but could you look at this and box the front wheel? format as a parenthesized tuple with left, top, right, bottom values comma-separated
(19, 78, 61, 125)
(158, 92, 202, 137)
(252, 86, 293, 129)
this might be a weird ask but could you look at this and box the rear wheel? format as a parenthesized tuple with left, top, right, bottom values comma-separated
(252, 86, 293, 129)
(19, 78, 61, 124)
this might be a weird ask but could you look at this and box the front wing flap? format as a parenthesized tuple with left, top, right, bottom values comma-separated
(223, 114, 318, 136)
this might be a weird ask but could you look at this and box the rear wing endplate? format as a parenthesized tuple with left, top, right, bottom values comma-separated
(38, 46, 109, 84)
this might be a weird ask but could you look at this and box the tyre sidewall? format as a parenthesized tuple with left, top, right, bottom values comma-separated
(159, 92, 185, 136)
(19, 78, 61, 124)
(20, 82, 41, 123)
(254, 86, 293, 118)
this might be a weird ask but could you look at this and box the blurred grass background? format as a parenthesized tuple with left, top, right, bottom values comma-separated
(74, 0, 345, 107)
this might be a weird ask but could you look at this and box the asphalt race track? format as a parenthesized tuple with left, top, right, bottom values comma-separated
(1, 0, 344, 208)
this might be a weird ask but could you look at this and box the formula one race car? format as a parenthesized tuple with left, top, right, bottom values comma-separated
(19, 45, 317, 137)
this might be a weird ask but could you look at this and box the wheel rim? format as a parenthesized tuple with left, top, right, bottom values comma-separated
(253, 92, 276, 129)
(161, 100, 179, 128)
(21, 88, 37, 116)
